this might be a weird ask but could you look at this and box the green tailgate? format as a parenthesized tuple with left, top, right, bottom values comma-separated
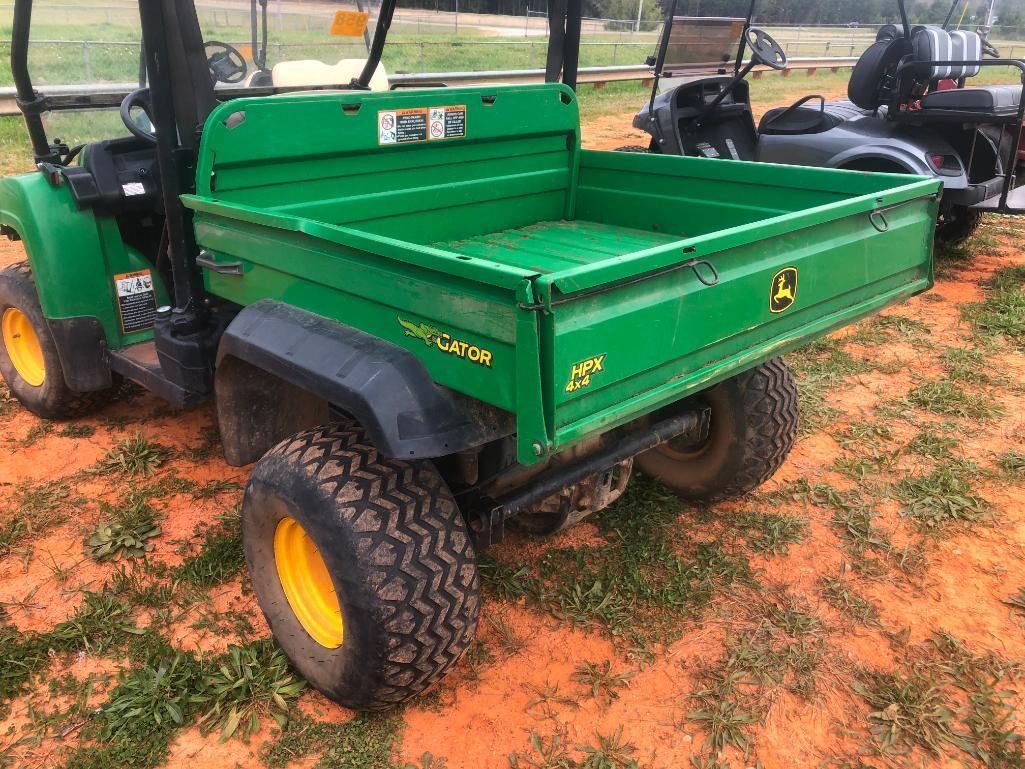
(183, 83, 939, 466)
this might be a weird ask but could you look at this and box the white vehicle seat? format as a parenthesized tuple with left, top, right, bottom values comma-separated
(271, 59, 389, 91)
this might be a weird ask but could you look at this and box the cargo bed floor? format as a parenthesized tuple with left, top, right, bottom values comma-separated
(436, 220, 680, 274)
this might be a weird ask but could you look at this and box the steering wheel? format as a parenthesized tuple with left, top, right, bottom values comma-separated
(120, 88, 157, 143)
(981, 38, 1001, 58)
(205, 41, 248, 84)
(746, 27, 788, 70)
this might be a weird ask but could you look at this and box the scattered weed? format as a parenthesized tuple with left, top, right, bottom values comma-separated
(21, 421, 53, 446)
(940, 347, 997, 385)
(893, 461, 990, 530)
(962, 265, 1025, 348)
(572, 660, 635, 706)
(509, 728, 576, 769)
(997, 451, 1025, 480)
(487, 614, 528, 657)
(195, 641, 306, 742)
(93, 434, 171, 476)
(57, 423, 96, 439)
(100, 654, 204, 744)
(819, 576, 879, 626)
(84, 499, 163, 562)
(904, 380, 1004, 421)
(577, 726, 640, 769)
(1004, 588, 1025, 615)
(735, 511, 807, 555)
(192, 479, 242, 499)
(905, 428, 959, 460)
(261, 711, 402, 769)
(852, 670, 956, 754)
(172, 513, 244, 589)
(524, 680, 581, 720)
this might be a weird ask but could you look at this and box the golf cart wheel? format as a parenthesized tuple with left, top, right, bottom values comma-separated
(935, 206, 983, 245)
(635, 358, 799, 502)
(0, 261, 110, 419)
(243, 424, 480, 711)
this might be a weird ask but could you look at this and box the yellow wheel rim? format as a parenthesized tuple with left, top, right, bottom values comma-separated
(274, 517, 344, 648)
(2, 308, 45, 387)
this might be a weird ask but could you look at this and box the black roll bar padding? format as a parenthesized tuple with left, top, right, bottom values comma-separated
(355, 0, 397, 88)
(11, 0, 57, 163)
(545, 0, 568, 83)
(645, 0, 679, 146)
(139, 0, 206, 313)
(897, 0, 912, 41)
(562, 0, 581, 90)
(895, 56, 1025, 211)
(734, 0, 758, 75)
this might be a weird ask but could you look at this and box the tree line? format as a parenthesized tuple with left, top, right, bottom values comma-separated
(399, 0, 1024, 28)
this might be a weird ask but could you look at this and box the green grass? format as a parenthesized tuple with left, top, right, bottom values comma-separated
(903, 380, 1004, 422)
(997, 451, 1025, 481)
(963, 265, 1025, 349)
(0, 478, 81, 557)
(171, 512, 245, 589)
(852, 670, 957, 755)
(892, 461, 991, 531)
(819, 576, 879, 626)
(262, 711, 405, 769)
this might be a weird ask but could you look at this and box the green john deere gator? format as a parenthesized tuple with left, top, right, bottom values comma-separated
(0, 0, 940, 709)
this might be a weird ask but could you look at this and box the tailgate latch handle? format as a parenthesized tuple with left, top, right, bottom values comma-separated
(682, 257, 720, 287)
(196, 250, 244, 276)
(868, 210, 890, 233)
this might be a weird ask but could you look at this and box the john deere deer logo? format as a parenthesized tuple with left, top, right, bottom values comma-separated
(770, 267, 798, 313)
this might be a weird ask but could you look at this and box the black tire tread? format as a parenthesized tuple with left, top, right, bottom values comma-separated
(261, 425, 479, 709)
(0, 261, 111, 419)
(713, 357, 799, 501)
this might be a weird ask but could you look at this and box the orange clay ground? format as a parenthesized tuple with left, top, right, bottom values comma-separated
(2, 77, 1025, 769)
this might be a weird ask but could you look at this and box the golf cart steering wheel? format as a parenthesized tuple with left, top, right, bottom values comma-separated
(120, 88, 157, 143)
(746, 27, 788, 70)
(205, 41, 248, 84)
(981, 38, 1001, 58)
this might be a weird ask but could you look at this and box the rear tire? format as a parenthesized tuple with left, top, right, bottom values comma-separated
(0, 261, 111, 419)
(935, 206, 983, 245)
(635, 358, 799, 502)
(243, 424, 480, 711)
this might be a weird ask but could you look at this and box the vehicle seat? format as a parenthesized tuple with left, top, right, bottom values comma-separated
(271, 59, 388, 91)
(920, 84, 1022, 114)
(759, 101, 870, 136)
(847, 33, 907, 109)
(911, 25, 982, 80)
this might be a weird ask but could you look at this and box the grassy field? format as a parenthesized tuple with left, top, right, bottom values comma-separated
(0, 68, 1024, 769)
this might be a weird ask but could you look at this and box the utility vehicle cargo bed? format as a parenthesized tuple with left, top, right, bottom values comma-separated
(182, 84, 941, 464)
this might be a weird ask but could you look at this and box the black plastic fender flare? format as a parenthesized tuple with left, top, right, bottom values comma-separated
(215, 300, 513, 466)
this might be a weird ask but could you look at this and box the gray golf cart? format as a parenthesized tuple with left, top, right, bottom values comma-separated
(630, 0, 1025, 243)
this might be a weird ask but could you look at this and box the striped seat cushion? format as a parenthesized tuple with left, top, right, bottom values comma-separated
(912, 25, 982, 80)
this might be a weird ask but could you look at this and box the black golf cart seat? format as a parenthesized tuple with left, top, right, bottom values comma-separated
(760, 23, 1018, 136)
(758, 26, 904, 135)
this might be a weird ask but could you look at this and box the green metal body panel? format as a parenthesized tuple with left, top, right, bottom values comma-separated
(0, 171, 169, 348)
(175, 82, 939, 466)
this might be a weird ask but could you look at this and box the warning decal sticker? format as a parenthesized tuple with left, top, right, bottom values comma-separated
(378, 105, 466, 145)
(114, 270, 157, 334)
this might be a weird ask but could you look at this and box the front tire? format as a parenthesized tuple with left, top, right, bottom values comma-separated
(243, 424, 480, 711)
(635, 358, 799, 502)
(0, 261, 110, 419)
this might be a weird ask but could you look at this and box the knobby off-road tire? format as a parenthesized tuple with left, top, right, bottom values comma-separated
(635, 358, 799, 502)
(0, 261, 111, 419)
(935, 206, 983, 245)
(243, 424, 480, 711)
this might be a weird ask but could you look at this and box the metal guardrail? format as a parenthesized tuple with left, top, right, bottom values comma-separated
(0, 57, 859, 117)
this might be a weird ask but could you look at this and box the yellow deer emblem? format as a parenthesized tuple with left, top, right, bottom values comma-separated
(770, 268, 798, 313)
